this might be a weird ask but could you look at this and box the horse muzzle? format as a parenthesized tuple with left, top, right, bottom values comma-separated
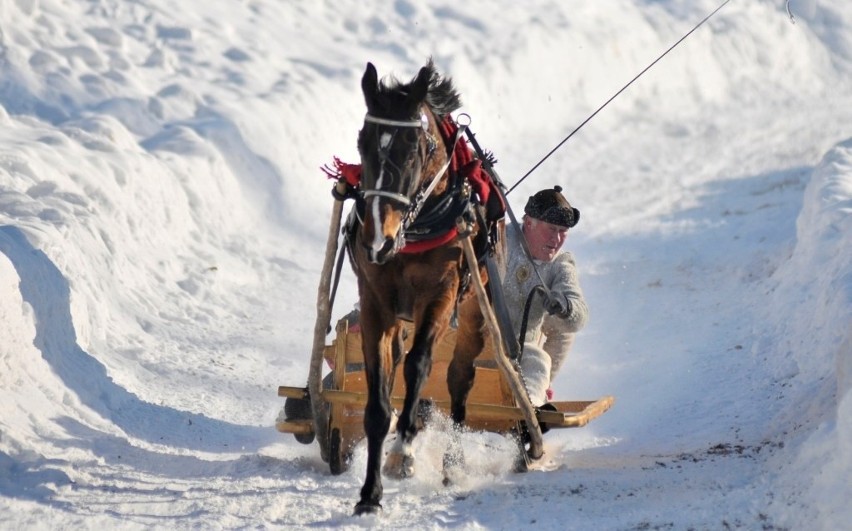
(361, 196, 408, 264)
(366, 234, 402, 265)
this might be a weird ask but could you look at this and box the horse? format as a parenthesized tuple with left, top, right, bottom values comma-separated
(345, 60, 503, 515)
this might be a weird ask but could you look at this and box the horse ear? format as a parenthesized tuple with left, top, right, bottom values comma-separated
(362, 62, 379, 110)
(408, 65, 431, 104)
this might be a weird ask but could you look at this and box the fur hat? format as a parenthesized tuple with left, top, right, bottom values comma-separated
(524, 186, 580, 228)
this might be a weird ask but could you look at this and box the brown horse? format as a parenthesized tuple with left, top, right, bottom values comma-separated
(346, 60, 502, 514)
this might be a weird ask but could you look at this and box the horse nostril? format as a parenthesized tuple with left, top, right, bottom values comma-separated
(367, 237, 397, 265)
(377, 238, 396, 263)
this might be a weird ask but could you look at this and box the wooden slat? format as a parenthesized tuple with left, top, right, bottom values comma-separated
(278, 385, 308, 399)
(319, 389, 614, 428)
(338, 322, 499, 366)
(543, 396, 616, 427)
(334, 365, 511, 405)
(343, 332, 363, 365)
(278, 386, 614, 431)
(275, 419, 313, 434)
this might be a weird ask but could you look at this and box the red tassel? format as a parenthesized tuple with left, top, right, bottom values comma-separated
(321, 157, 361, 187)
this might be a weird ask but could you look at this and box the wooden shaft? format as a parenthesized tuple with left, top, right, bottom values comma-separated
(308, 181, 348, 462)
(455, 218, 544, 459)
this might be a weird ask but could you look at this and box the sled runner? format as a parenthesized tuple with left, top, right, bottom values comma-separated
(276, 315, 614, 474)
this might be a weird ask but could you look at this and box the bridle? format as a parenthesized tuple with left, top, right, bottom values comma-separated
(360, 111, 464, 231)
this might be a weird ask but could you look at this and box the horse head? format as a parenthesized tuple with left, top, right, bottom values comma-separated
(356, 61, 452, 264)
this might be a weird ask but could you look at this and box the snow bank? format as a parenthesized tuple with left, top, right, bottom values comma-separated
(1, 0, 852, 528)
(763, 137, 852, 529)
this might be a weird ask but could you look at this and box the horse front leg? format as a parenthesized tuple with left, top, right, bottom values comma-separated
(354, 310, 395, 515)
(383, 301, 449, 479)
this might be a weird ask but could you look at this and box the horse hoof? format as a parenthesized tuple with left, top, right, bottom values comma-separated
(353, 502, 382, 516)
(383, 451, 415, 479)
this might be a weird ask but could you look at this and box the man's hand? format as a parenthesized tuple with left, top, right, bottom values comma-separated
(544, 291, 572, 318)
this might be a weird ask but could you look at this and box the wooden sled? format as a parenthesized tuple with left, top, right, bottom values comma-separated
(277, 317, 614, 474)
(277, 182, 612, 474)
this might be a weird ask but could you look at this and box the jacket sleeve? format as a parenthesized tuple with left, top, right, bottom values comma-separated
(547, 251, 588, 333)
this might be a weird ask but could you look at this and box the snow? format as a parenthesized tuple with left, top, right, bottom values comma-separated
(1, 0, 851, 528)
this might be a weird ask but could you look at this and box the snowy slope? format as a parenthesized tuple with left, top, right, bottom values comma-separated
(1, 0, 851, 529)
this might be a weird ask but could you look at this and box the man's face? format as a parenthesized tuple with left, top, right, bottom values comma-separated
(523, 217, 568, 262)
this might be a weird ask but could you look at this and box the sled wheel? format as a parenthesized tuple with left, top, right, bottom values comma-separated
(284, 394, 316, 445)
(329, 427, 351, 475)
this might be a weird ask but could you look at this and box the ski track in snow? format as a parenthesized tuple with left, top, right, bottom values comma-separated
(1, 0, 851, 529)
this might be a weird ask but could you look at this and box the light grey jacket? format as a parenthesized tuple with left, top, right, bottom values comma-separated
(502, 224, 589, 377)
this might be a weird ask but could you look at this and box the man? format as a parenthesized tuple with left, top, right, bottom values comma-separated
(503, 185, 588, 406)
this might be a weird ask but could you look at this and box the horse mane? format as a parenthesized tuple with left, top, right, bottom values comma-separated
(375, 59, 462, 119)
